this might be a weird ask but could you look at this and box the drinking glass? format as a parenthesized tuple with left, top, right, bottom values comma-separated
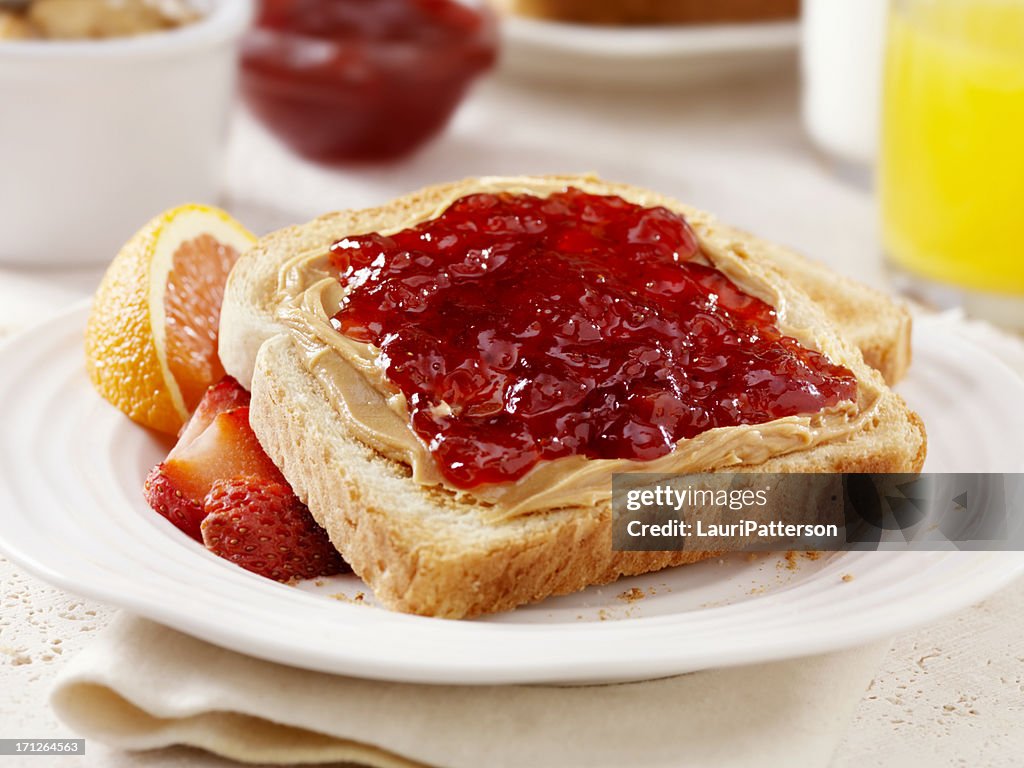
(879, 0, 1024, 330)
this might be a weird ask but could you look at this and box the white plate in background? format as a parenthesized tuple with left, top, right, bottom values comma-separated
(0, 307, 1021, 684)
(497, 16, 799, 87)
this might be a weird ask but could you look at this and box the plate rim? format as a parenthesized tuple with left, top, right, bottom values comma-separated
(500, 16, 800, 58)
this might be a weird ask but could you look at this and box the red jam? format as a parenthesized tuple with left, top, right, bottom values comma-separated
(329, 189, 858, 488)
(240, 0, 496, 162)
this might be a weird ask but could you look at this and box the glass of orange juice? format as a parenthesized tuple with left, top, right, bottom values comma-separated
(880, 0, 1024, 330)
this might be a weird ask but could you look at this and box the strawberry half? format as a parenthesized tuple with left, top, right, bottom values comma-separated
(143, 468, 206, 541)
(201, 476, 347, 582)
(175, 375, 251, 450)
(144, 377, 282, 540)
(144, 406, 284, 540)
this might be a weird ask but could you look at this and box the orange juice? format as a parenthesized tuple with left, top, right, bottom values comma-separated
(880, 0, 1024, 295)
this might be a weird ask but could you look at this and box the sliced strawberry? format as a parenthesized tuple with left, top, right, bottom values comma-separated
(174, 376, 251, 451)
(201, 476, 347, 581)
(144, 404, 282, 540)
(168, 406, 283, 491)
(144, 378, 349, 580)
(144, 466, 205, 540)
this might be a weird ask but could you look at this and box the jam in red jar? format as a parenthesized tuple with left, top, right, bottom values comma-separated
(329, 189, 859, 488)
(241, 0, 497, 162)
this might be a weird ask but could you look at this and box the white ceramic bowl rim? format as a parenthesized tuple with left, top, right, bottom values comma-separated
(0, 0, 253, 59)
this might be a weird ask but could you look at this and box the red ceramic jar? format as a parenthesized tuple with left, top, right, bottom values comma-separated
(240, 0, 497, 162)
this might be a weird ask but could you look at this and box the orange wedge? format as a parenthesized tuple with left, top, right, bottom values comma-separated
(85, 205, 256, 435)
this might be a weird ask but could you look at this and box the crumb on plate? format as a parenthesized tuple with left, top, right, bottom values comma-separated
(617, 587, 646, 604)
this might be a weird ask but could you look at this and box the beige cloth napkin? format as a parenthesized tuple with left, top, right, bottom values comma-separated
(51, 615, 888, 768)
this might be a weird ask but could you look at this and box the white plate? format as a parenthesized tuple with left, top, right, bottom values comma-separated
(0, 306, 1022, 684)
(497, 16, 799, 87)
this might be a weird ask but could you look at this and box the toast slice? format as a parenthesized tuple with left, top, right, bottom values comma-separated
(219, 175, 926, 618)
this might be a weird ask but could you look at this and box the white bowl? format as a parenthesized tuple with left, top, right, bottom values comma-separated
(0, 0, 253, 266)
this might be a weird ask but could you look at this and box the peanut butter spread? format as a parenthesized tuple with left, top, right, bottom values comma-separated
(273, 177, 882, 519)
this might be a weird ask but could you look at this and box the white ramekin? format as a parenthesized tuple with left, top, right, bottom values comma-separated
(0, 0, 253, 266)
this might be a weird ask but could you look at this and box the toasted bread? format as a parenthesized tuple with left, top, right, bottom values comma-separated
(219, 175, 925, 618)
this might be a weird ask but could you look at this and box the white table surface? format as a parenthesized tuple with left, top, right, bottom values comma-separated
(1, 61, 1022, 766)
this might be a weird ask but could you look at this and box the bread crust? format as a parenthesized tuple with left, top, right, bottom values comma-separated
(221, 174, 927, 618)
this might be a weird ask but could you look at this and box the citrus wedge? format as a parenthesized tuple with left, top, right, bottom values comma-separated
(85, 205, 256, 435)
